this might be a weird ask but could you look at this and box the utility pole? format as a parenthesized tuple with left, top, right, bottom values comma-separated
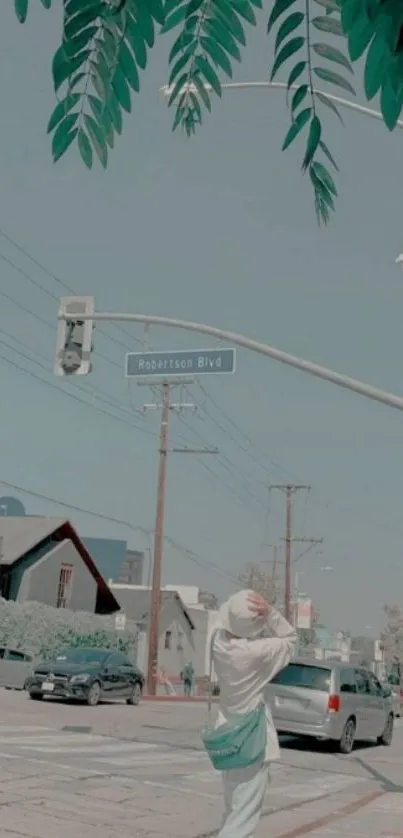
(269, 485, 310, 622)
(138, 379, 218, 696)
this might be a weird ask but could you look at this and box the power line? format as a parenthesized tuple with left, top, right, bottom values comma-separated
(0, 478, 240, 588)
(0, 227, 145, 350)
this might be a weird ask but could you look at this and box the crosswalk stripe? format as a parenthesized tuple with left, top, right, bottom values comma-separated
(0, 734, 108, 746)
(21, 742, 162, 755)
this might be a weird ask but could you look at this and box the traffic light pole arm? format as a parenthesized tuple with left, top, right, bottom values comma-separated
(58, 309, 403, 413)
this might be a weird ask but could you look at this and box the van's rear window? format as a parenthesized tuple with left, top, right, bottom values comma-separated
(271, 664, 331, 691)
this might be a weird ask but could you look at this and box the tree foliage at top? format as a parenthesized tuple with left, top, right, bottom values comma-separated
(14, 0, 403, 223)
(381, 603, 403, 666)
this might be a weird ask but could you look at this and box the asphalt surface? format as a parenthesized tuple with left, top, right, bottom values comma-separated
(0, 690, 402, 837)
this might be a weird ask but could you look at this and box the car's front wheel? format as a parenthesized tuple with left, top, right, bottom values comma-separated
(377, 714, 394, 746)
(339, 717, 356, 754)
(86, 681, 101, 707)
(29, 692, 43, 701)
(127, 682, 142, 706)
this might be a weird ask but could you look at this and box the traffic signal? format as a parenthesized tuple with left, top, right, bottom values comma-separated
(54, 296, 95, 376)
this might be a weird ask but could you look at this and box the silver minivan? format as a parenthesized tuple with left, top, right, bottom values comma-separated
(266, 658, 394, 754)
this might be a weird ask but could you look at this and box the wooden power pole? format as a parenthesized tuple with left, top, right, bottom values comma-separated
(269, 485, 310, 622)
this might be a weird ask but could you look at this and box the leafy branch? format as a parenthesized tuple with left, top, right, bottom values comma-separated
(11, 0, 403, 224)
(268, 0, 354, 223)
(164, 0, 262, 135)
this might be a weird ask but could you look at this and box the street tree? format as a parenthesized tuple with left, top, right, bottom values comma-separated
(238, 561, 275, 603)
(14, 1, 403, 223)
(381, 604, 403, 674)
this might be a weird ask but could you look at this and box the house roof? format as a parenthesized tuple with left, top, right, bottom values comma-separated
(0, 516, 120, 614)
(0, 517, 67, 565)
(111, 586, 195, 631)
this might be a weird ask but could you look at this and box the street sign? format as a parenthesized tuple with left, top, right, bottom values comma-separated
(125, 348, 236, 378)
(115, 612, 126, 632)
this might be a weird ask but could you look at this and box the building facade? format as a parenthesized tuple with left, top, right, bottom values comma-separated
(0, 517, 120, 615)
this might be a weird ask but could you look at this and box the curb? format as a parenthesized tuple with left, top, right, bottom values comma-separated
(143, 695, 219, 703)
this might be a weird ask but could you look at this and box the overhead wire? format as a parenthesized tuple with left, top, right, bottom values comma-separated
(0, 478, 240, 588)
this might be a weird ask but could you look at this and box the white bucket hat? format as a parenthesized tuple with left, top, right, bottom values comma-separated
(216, 589, 266, 639)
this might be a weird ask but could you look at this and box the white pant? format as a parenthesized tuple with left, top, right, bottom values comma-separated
(219, 760, 270, 838)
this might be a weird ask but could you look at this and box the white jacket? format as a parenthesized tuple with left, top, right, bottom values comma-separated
(212, 608, 296, 762)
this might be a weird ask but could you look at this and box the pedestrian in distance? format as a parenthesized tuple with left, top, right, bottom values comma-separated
(180, 661, 195, 697)
(202, 589, 296, 838)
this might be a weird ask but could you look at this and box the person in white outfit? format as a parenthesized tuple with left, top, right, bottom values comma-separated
(211, 589, 296, 838)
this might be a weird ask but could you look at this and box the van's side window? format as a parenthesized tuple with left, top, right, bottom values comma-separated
(355, 670, 370, 694)
(340, 670, 357, 694)
(367, 672, 383, 697)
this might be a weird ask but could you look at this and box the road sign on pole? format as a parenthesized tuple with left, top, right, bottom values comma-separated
(125, 348, 236, 378)
(115, 612, 126, 632)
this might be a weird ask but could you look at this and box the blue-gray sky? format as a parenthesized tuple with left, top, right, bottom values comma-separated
(1, 2, 403, 635)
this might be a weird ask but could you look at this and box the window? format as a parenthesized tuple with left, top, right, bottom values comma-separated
(355, 669, 371, 695)
(340, 669, 357, 694)
(271, 664, 331, 692)
(164, 630, 172, 650)
(368, 672, 383, 697)
(56, 564, 74, 608)
(4, 649, 25, 662)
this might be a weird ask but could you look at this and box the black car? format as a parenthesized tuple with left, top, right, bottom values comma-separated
(28, 647, 144, 706)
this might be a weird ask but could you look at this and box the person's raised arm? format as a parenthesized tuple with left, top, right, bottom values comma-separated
(248, 592, 297, 685)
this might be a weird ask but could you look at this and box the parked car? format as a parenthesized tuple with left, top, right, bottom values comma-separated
(0, 646, 35, 690)
(28, 647, 145, 706)
(266, 658, 394, 754)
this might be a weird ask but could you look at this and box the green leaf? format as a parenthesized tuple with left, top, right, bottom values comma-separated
(315, 90, 344, 122)
(380, 75, 403, 131)
(52, 48, 91, 93)
(64, 25, 97, 58)
(172, 106, 186, 131)
(312, 160, 337, 195)
(312, 43, 353, 73)
(112, 65, 132, 112)
(169, 48, 193, 85)
(202, 18, 242, 60)
(291, 83, 308, 112)
(213, 0, 247, 46)
(51, 115, 79, 162)
(40, 0, 53, 7)
(119, 39, 140, 92)
(126, 16, 148, 69)
(77, 129, 93, 168)
(161, 5, 187, 33)
(318, 138, 339, 171)
(267, 0, 298, 34)
(168, 73, 189, 105)
(195, 54, 222, 96)
(282, 106, 312, 150)
(314, 66, 355, 95)
(314, 0, 340, 12)
(131, 2, 155, 46)
(192, 72, 212, 109)
(275, 12, 304, 55)
(107, 92, 123, 133)
(312, 15, 343, 35)
(364, 34, 390, 100)
(47, 93, 80, 134)
(287, 60, 306, 92)
(340, 0, 361, 33)
(270, 36, 305, 80)
(146, 0, 165, 25)
(84, 113, 108, 167)
(347, 15, 375, 62)
(14, 0, 28, 23)
(189, 91, 203, 122)
(88, 93, 113, 135)
(230, 0, 257, 26)
(64, 6, 103, 41)
(302, 115, 322, 171)
(200, 36, 233, 77)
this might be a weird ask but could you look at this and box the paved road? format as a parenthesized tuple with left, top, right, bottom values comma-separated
(1, 691, 402, 837)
